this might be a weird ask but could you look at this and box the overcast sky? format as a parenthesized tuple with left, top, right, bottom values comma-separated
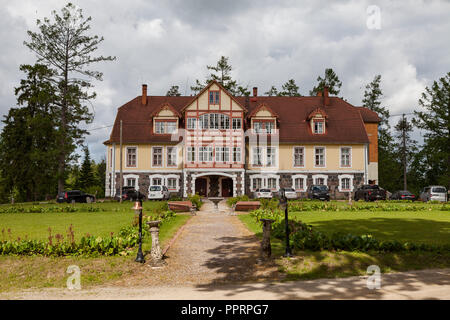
(1, 0, 449, 162)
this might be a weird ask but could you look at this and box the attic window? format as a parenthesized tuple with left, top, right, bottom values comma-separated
(313, 119, 325, 134)
(209, 91, 220, 105)
(155, 120, 177, 134)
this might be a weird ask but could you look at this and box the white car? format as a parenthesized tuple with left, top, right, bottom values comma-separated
(419, 186, 447, 202)
(283, 188, 298, 199)
(254, 188, 273, 199)
(148, 185, 170, 200)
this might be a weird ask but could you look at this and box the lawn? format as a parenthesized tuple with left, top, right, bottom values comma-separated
(238, 203, 450, 281)
(0, 200, 169, 241)
(0, 200, 191, 292)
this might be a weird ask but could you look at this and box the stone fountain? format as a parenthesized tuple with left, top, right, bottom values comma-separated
(208, 197, 224, 212)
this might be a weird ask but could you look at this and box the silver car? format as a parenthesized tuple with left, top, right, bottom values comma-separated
(283, 188, 298, 199)
(148, 185, 170, 200)
(254, 188, 273, 199)
(419, 186, 447, 202)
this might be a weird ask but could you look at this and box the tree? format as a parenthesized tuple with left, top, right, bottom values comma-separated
(264, 86, 279, 96)
(77, 146, 95, 190)
(413, 72, 450, 189)
(362, 75, 398, 191)
(393, 115, 418, 191)
(310, 68, 342, 96)
(190, 56, 248, 95)
(278, 79, 301, 96)
(0, 64, 59, 201)
(24, 3, 116, 193)
(166, 85, 181, 96)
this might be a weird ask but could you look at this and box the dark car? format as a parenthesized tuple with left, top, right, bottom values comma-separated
(56, 190, 95, 203)
(114, 186, 141, 202)
(307, 185, 330, 201)
(354, 185, 386, 201)
(390, 190, 416, 201)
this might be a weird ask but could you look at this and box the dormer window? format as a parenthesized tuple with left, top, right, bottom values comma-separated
(313, 120, 325, 134)
(155, 120, 177, 134)
(253, 120, 275, 134)
(209, 90, 220, 104)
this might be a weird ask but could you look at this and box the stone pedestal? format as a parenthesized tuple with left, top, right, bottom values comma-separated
(260, 219, 275, 261)
(146, 220, 166, 268)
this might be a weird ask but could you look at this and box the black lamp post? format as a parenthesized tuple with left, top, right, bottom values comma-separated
(279, 188, 293, 257)
(132, 192, 145, 263)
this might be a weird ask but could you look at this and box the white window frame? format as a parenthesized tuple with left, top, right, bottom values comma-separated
(187, 146, 196, 162)
(123, 174, 139, 191)
(340, 146, 352, 168)
(199, 146, 213, 162)
(165, 174, 180, 191)
(338, 174, 354, 192)
(125, 146, 138, 168)
(167, 146, 177, 167)
(232, 147, 241, 163)
(312, 174, 328, 186)
(250, 174, 280, 192)
(266, 147, 276, 167)
(292, 174, 307, 191)
(187, 118, 197, 130)
(252, 147, 263, 166)
(314, 146, 326, 168)
(293, 146, 305, 167)
(152, 146, 164, 168)
(232, 118, 242, 130)
(215, 146, 229, 163)
(313, 120, 325, 134)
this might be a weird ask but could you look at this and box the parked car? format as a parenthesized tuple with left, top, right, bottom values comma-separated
(419, 186, 448, 202)
(114, 186, 140, 202)
(390, 190, 416, 201)
(148, 185, 170, 200)
(307, 185, 330, 201)
(254, 188, 273, 199)
(283, 188, 298, 199)
(56, 190, 95, 203)
(354, 185, 386, 201)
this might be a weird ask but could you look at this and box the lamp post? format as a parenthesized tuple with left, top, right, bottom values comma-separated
(279, 188, 293, 257)
(132, 192, 145, 263)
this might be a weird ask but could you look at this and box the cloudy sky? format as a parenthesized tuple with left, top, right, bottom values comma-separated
(1, 0, 449, 161)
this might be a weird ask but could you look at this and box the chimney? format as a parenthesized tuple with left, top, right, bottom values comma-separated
(142, 84, 147, 105)
(323, 86, 329, 106)
(253, 87, 258, 97)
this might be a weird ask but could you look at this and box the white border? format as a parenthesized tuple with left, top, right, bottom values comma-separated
(338, 174, 354, 192)
(151, 146, 164, 168)
(312, 174, 328, 186)
(339, 146, 352, 168)
(292, 174, 307, 191)
(313, 146, 326, 168)
(293, 146, 305, 168)
(123, 174, 140, 191)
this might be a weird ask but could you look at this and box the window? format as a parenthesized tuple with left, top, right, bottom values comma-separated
(152, 147, 163, 167)
(253, 122, 262, 133)
(187, 118, 197, 130)
(253, 121, 275, 133)
(252, 147, 263, 166)
(315, 147, 325, 167)
(341, 147, 351, 167)
(209, 113, 219, 129)
(155, 121, 177, 134)
(167, 147, 176, 166)
(215, 147, 229, 163)
(265, 122, 274, 134)
(232, 147, 241, 162)
(126, 178, 136, 187)
(294, 178, 304, 190)
(232, 118, 242, 130)
(199, 113, 229, 129)
(152, 178, 162, 186)
(266, 147, 276, 166)
(187, 146, 195, 162)
(267, 178, 277, 189)
(167, 178, 177, 190)
(316, 177, 325, 185)
(294, 147, 304, 167)
(253, 178, 262, 190)
(200, 114, 209, 129)
(341, 178, 350, 190)
(313, 120, 325, 134)
(199, 146, 213, 162)
(209, 90, 220, 104)
(220, 114, 230, 129)
(126, 147, 137, 167)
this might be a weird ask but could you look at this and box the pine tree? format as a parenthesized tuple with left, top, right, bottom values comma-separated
(24, 3, 116, 193)
(264, 86, 279, 96)
(77, 146, 95, 190)
(278, 79, 301, 96)
(166, 85, 181, 96)
(413, 72, 450, 189)
(310, 68, 342, 96)
(0, 64, 59, 202)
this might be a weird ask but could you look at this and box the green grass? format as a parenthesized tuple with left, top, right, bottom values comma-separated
(238, 207, 450, 281)
(0, 200, 169, 241)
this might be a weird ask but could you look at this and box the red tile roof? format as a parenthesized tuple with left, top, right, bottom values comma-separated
(104, 94, 379, 145)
